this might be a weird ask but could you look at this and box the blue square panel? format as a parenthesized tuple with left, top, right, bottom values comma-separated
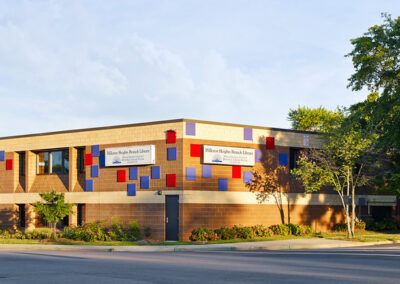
(256, 150, 261, 162)
(0, 151, 4, 161)
(279, 153, 288, 166)
(92, 145, 100, 157)
(140, 176, 150, 189)
(127, 184, 136, 196)
(91, 165, 99, 178)
(151, 166, 161, 179)
(244, 171, 253, 184)
(100, 153, 105, 167)
(129, 167, 138, 180)
(218, 178, 228, 191)
(202, 165, 212, 178)
(167, 147, 177, 161)
(186, 167, 196, 180)
(85, 180, 93, 192)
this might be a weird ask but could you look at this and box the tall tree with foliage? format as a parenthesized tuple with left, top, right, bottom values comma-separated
(33, 191, 74, 237)
(288, 106, 344, 132)
(346, 13, 400, 195)
(291, 108, 376, 238)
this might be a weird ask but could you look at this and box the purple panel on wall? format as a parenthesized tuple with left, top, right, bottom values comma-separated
(151, 166, 161, 179)
(202, 165, 212, 178)
(167, 147, 177, 161)
(129, 167, 138, 180)
(244, 128, 253, 141)
(85, 180, 93, 192)
(0, 151, 4, 161)
(91, 165, 99, 178)
(92, 145, 100, 157)
(186, 122, 196, 136)
(256, 150, 261, 162)
(218, 178, 228, 191)
(186, 167, 196, 180)
(244, 171, 253, 184)
(127, 184, 136, 196)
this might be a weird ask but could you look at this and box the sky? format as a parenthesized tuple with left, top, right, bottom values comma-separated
(0, 0, 399, 136)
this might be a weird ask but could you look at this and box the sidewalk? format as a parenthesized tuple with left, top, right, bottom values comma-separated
(0, 238, 395, 252)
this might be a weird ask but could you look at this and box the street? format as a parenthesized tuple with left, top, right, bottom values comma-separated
(0, 245, 399, 283)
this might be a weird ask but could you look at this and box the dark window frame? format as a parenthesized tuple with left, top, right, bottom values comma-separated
(36, 149, 69, 175)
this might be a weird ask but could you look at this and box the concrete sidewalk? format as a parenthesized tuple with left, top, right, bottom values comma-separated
(0, 238, 395, 252)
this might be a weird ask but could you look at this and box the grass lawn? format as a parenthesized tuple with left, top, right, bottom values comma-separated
(0, 231, 399, 246)
(319, 230, 400, 242)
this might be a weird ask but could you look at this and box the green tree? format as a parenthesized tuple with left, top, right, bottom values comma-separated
(346, 13, 400, 195)
(33, 191, 74, 237)
(288, 106, 344, 132)
(291, 118, 375, 238)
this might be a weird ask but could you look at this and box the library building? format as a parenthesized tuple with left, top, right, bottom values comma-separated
(0, 119, 397, 241)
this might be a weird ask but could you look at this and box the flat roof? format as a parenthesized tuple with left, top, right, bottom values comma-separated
(0, 118, 317, 141)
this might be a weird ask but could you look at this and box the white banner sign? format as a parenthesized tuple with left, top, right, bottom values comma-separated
(105, 145, 155, 167)
(203, 145, 255, 166)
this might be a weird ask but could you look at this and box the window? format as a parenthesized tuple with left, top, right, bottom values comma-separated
(37, 150, 69, 174)
(77, 148, 85, 173)
(19, 153, 25, 176)
(17, 204, 25, 228)
(289, 148, 302, 170)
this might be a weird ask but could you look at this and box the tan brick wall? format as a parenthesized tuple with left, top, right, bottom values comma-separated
(86, 139, 182, 193)
(0, 204, 18, 229)
(84, 203, 165, 241)
(181, 203, 345, 240)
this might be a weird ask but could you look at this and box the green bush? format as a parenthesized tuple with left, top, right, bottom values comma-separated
(214, 227, 236, 240)
(232, 225, 254, 239)
(270, 224, 290, 236)
(129, 221, 141, 240)
(251, 225, 271, 238)
(288, 223, 303, 236)
(333, 223, 347, 232)
(191, 227, 219, 241)
(355, 220, 366, 230)
(366, 219, 400, 231)
(303, 225, 313, 235)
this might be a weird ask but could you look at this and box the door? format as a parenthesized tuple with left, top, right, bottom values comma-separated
(165, 195, 179, 241)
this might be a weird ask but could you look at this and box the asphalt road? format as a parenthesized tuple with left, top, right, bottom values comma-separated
(0, 245, 399, 283)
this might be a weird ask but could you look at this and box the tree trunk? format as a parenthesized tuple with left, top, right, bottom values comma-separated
(50, 222, 56, 239)
(346, 169, 353, 238)
(351, 186, 356, 238)
(345, 204, 351, 238)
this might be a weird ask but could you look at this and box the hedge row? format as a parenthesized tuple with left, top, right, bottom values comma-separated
(0, 220, 148, 242)
(190, 224, 313, 241)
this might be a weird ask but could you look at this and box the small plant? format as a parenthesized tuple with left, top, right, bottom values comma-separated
(232, 225, 254, 239)
(270, 224, 290, 236)
(288, 223, 303, 236)
(303, 225, 313, 235)
(333, 223, 347, 232)
(129, 221, 141, 240)
(190, 227, 219, 241)
(251, 225, 271, 237)
(214, 227, 236, 240)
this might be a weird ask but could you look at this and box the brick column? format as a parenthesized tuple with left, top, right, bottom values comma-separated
(69, 205, 77, 227)
(69, 147, 78, 191)
(25, 204, 37, 231)
(25, 151, 37, 192)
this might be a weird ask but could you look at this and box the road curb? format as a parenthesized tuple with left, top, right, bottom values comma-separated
(0, 239, 397, 253)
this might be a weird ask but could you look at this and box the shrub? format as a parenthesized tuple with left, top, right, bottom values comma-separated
(214, 227, 236, 240)
(129, 221, 141, 240)
(288, 223, 303, 236)
(251, 225, 271, 238)
(191, 227, 219, 241)
(333, 223, 347, 232)
(303, 225, 313, 235)
(270, 224, 290, 236)
(355, 220, 366, 230)
(232, 225, 254, 239)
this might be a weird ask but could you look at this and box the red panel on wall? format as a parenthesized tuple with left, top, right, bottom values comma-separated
(5, 159, 13, 170)
(190, 144, 201, 157)
(266, 137, 275, 149)
(166, 130, 176, 144)
(232, 166, 241, 178)
(166, 174, 176, 187)
(85, 153, 93, 165)
(117, 170, 126, 182)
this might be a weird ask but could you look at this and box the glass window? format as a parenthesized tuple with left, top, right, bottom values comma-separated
(51, 151, 63, 173)
(19, 153, 25, 176)
(37, 150, 69, 174)
(77, 148, 85, 173)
